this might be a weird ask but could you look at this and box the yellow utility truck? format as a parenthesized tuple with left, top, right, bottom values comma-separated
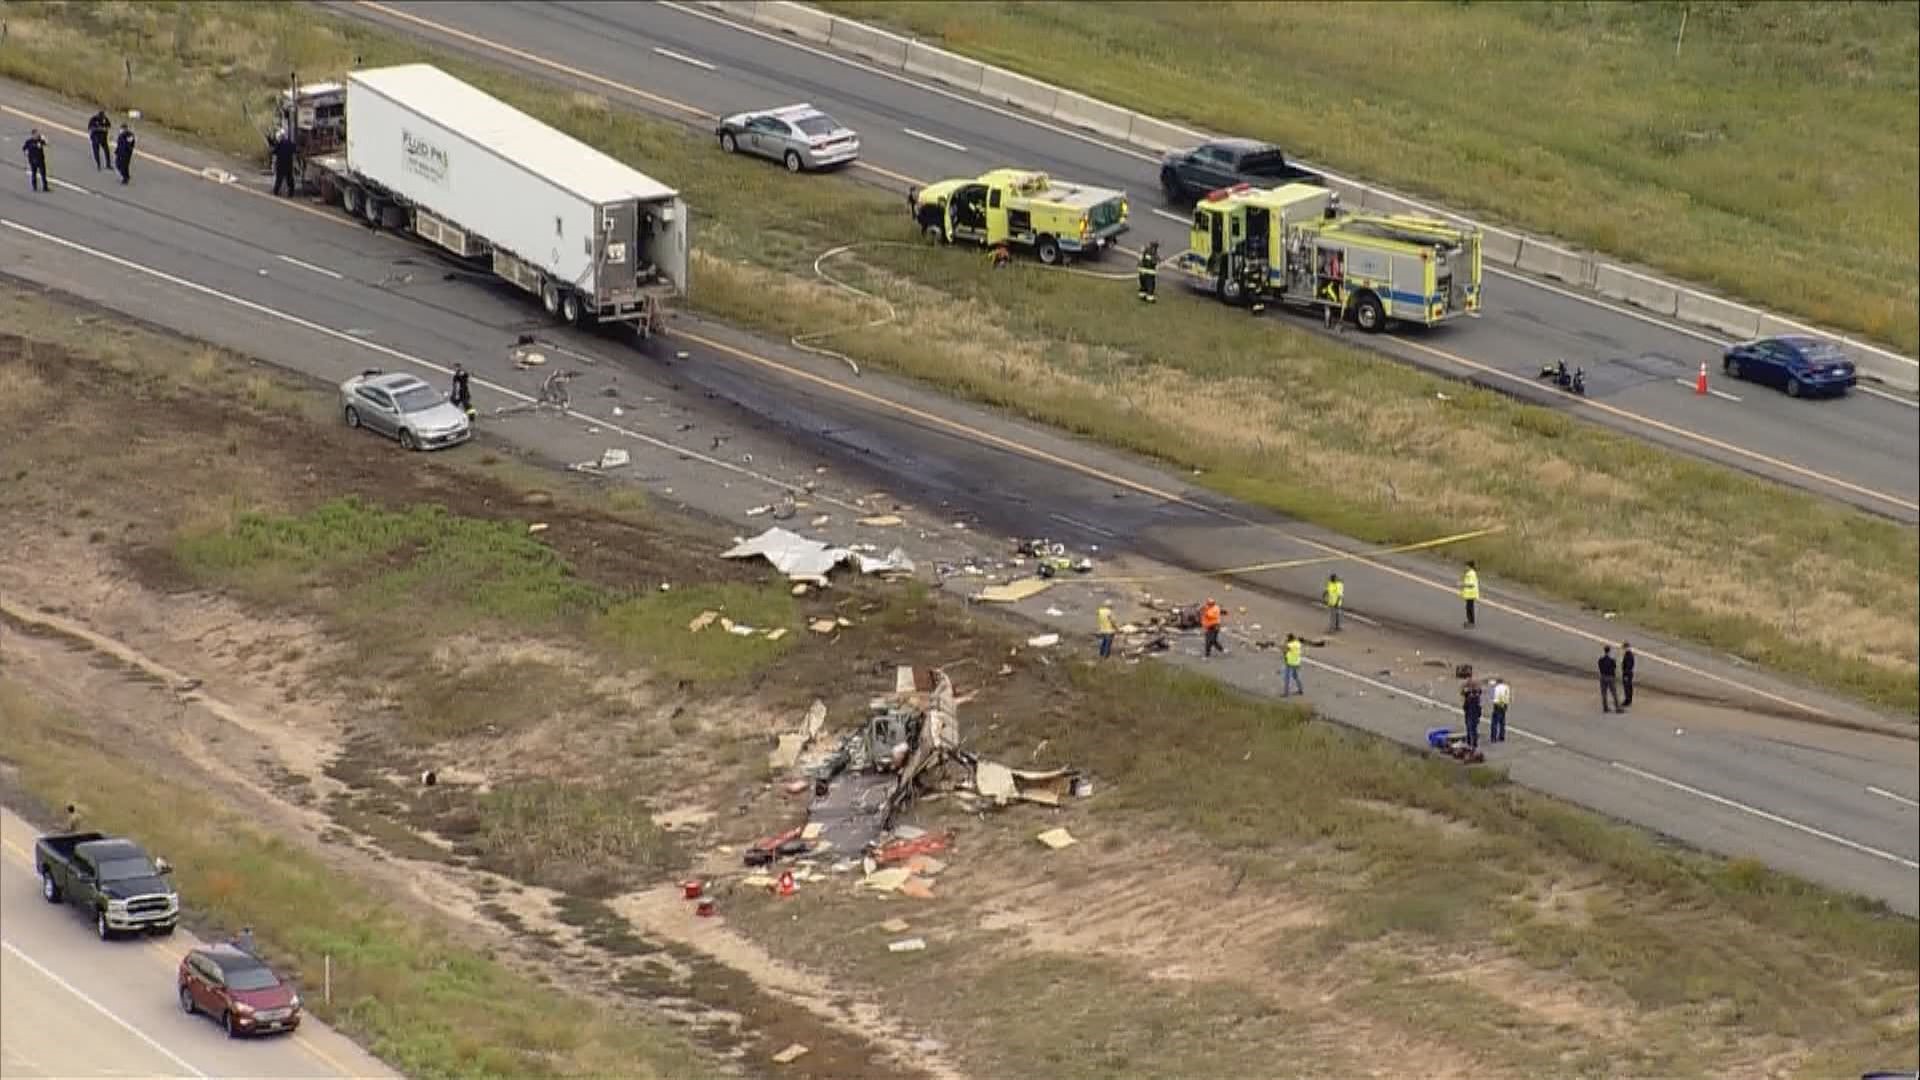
(909, 169, 1129, 265)
(1173, 183, 1481, 332)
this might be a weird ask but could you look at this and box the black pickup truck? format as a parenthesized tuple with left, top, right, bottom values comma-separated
(1159, 138, 1324, 204)
(35, 831, 180, 940)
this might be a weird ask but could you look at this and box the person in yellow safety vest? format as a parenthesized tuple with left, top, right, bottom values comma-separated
(1096, 604, 1117, 660)
(1137, 242, 1159, 303)
(1323, 573, 1345, 633)
(1281, 632, 1305, 697)
(1460, 561, 1480, 628)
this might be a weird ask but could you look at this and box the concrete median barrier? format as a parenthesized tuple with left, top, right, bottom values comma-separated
(1516, 238, 1595, 289)
(702, 1, 764, 21)
(1676, 290, 1762, 341)
(1126, 114, 1203, 154)
(752, 2, 834, 44)
(1479, 227, 1523, 268)
(826, 17, 911, 68)
(1050, 89, 1135, 142)
(978, 67, 1059, 116)
(905, 42, 984, 93)
(1593, 264, 1679, 318)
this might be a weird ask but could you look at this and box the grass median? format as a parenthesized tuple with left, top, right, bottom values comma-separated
(5, 286, 1917, 1077)
(0, 682, 708, 1080)
(2, 0, 1914, 716)
(822, 0, 1920, 354)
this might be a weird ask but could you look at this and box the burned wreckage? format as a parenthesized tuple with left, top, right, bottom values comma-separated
(749, 667, 1083, 879)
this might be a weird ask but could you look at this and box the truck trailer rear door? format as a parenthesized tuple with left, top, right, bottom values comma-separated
(596, 200, 641, 305)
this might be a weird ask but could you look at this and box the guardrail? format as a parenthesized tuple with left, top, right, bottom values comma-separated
(695, 0, 1918, 393)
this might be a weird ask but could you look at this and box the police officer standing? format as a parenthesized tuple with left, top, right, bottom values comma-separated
(1598, 645, 1622, 714)
(113, 123, 136, 185)
(88, 110, 112, 170)
(269, 128, 300, 197)
(22, 129, 49, 192)
(1620, 641, 1636, 710)
(1136, 241, 1158, 303)
(450, 363, 474, 418)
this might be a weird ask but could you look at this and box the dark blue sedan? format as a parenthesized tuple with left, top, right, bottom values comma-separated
(1721, 335, 1858, 397)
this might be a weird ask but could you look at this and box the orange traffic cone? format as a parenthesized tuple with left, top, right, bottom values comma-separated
(1695, 361, 1709, 396)
(776, 870, 797, 898)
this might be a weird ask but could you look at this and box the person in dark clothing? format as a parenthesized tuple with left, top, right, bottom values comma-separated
(1460, 677, 1485, 749)
(1620, 641, 1636, 709)
(1136, 242, 1158, 303)
(1598, 646, 1622, 713)
(449, 363, 474, 418)
(269, 129, 300, 197)
(88, 111, 112, 170)
(113, 124, 136, 184)
(23, 129, 49, 192)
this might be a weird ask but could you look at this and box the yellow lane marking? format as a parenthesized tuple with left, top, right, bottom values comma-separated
(0, 41, 1854, 720)
(2, 838, 362, 1076)
(1082, 525, 1506, 584)
(341, 4, 1913, 516)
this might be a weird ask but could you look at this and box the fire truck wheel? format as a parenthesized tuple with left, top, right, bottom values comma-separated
(1036, 237, 1061, 265)
(1354, 293, 1386, 333)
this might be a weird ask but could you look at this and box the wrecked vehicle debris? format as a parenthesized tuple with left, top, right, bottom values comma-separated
(722, 527, 916, 585)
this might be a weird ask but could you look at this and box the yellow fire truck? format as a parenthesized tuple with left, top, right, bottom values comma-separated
(1172, 183, 1481, 332)
(909, 168, 1129, 265)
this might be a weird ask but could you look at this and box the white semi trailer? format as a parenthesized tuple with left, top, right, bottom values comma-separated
(304, 64, 688, 335)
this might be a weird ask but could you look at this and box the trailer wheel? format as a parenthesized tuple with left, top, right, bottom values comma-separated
(1036, 236, 1061, 266)
(341, 184, 364, 219)
(541, 280, 563, 318)
(561, 291, 583, 325)
(1354, 293, 1386, 334)
(719, 132, 738, 154)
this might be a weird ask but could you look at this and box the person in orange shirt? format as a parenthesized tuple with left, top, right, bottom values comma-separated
(1199, 597, 1224, 658)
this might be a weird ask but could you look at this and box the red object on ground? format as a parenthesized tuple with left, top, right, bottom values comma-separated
(696, 899, 716, 917)
(873, 833, 953, 866)
(777, 870, 797, 898)
(1695, 361, 1709, 396)
(682, 880, 704, 900)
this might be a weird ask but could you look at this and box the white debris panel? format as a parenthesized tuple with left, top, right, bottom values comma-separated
(722, 527, 915, 585)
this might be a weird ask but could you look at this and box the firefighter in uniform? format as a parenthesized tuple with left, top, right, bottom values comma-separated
(1136, 241, 1158, 302)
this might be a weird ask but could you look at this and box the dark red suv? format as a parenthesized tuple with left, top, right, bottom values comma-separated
(177, 944, 302, 1037)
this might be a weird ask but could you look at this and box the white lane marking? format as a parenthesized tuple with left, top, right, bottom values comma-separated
(1047, 511, 1117, 539)
(0, 218, 868, 516)
(1294, 655, 1553, 745)
(1610, 762, 1920, 869)
(49, 177, 99, 197)
(276, 254, 344, 280)
(669, 0, 1920, 391)
(901, 127, 967, 154)
(1150, 207, 1190, 225)
(1868, 785, 1920, 809)
(1856, 383, 1918, 407)
(651, 46, 715, 71)
(1671, 377, 1742, 403)
(26, 215, 1918, 873)
(1, 940, 209, 1079)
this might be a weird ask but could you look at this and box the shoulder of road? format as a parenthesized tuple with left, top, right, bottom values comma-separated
(1, 84, 1914, 915)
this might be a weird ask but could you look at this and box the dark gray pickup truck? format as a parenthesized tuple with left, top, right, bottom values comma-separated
(1159, 138, 1324, 204)
(35, 831, 180, 940)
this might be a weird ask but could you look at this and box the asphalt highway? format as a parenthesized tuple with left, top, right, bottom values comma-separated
(0, 810, 395, 1079)
(1, 87, 1915, 914)
(338, 0, 1920, 522)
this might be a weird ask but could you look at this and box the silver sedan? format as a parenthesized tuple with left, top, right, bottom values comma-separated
(715, 104, 859, 173)
(339, 370, 470, 451)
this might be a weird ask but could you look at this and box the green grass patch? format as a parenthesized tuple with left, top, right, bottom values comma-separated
(824, 0, 1920, 353)
(592, 584, 798, 683)
(5, 1, 1914, 716)
(0, 682, 708, 1080)
(470, 782, 684, 898)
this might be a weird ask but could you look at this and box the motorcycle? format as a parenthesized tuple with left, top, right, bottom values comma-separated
(1537, 360, 1587, 396)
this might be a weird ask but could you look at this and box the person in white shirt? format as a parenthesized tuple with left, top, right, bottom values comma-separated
(1489, 677, 1512, 743)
